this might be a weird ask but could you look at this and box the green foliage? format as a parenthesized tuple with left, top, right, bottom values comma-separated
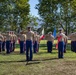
(0, 0, 30, 32)
(29, 14, 38, 26)
(36, 0, 76, 35)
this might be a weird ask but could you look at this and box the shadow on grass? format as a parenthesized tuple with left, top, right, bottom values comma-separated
(25, 58, 59, 65)
(37, 51, 57, 55)
(0, 60, 26, 63)
(0, 60, 41, 66)
(1, 56, 76, 65)
(0, 57, 58, 64)
(41, 58, 59, 61)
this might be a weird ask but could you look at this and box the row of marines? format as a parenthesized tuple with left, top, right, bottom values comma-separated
(0, 27, 76, 61)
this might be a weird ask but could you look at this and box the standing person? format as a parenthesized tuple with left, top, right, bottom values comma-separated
(0, 32, 3, 53)
(23, 34, 26, 52)
(9, 31, 13, 53)
(18, 31, 26, 54)
(64, 35, 68, 53)
(33, 32, 39, 53)
(9, 31, 13, 52)
(12, 32, 17, 52)
(6, 32, 12, 54)
(37, 34, 40, 52)
(2, 33, 6, 51)
(25, 26, 34, 61)
(56, 28, 65, 58)
(45, 32, 54, 53)
(68, 32, 76, 52)
(74, 32, 76, 52)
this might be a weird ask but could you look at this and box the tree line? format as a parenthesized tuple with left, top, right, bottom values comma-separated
(0, 0, 38, 32)
(36, 0, 76, 35)
(0, 0, 76, 35)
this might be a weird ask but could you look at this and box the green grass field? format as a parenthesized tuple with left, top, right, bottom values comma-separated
(0, 40, 76, 75)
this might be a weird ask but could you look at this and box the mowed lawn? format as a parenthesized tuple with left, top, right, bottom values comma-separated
(0, 40, 76, 75)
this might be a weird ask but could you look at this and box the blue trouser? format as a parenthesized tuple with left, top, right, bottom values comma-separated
(47, 41, 53, 53)
(20, 41, 24, 53)
(71, 41, 76, 52)
(6, 40, 11, 54)
(33, 41, 38, 53)
(58, 41, 64, 58)
(74, 41, 76, 52)
(0, 41, 2, 52)
(2, 41, 6, 51)
(26, 40, 33, 61)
